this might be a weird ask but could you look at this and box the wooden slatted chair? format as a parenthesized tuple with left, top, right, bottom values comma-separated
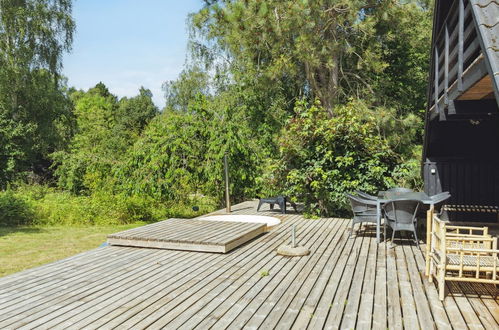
(425, 206, 491, 276)
(429, 214, 498, 300)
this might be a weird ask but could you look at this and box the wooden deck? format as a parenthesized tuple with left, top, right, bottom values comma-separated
(0, 200, 498, 329)
(107, 218, 266, 253)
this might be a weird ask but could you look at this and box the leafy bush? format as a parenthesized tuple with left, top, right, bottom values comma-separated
(255, 158, 283, 198)
(27, 191, 205, 226)
(0, 189, 34, 226)
(114, 110, 207, 202)
(278, 99, 398, 217)
(114, 96, 261, 205)
(391, 145, 424, 190)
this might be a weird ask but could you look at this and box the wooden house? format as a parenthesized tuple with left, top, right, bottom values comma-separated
(423, 0, 499, 221)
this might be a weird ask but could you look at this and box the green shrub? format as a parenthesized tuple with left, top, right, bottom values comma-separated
(28, 191, 158, 226)
(114, 103, 261, 205)
(52, 85, 158, 195)
(0, 189, 34, 226)
(0, 184, 217, 227)
(391, 145, 424, 191)
(255, 158, 283, 198)
(164, 195, 217, 219)
(113, 111, 207, 202)
(278, 99, 398, 217)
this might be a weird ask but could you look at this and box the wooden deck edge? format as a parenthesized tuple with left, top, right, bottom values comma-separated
(107, 224, 266, 254)
(223, 226, 266, 253)
(107, 238, 226, 253)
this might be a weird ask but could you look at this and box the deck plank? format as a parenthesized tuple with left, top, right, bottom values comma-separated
(447, 282, 485, 330)
(221, 219, 336, 330)
(191, 216, 314, 330)
(372, 240, 387, 330)
(411, 243, 465, 329)
(457, 282, 498, 329)
(0, 249, 171, 327)
(386, 244, 403, 329)
(184, 215, 313, 329)
(407, 243, 452, 330)
(305, 222, 359, 329)
(179, 216, 325, 327)
(80, 220, 298, 329)
(270, 219, 350, 330)
(21, 252, 206, 329)
(394, 244, 420, 330)
(287, 231, 351, 329)
(401, 244, 436, 330)
(248, 219, 345, 329)
(356, 232, 377, 330)
(0, 247, 124, 293)
(476, 284, 499, 325)
(340, 227, 372, 329)
(161, 216, 312, 328)
(0, 248, 150, 321)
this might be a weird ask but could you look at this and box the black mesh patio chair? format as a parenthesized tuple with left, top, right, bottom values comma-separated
(354, 190, 378, 200)
(345, 193, 378, 237)
(387, 187, 414, 193)
(383, 199, 421, 246)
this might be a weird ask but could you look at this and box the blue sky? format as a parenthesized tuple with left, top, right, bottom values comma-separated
(63, 0, 203, 108)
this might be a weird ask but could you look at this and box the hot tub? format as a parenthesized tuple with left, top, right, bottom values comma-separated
(197, 214, 281, 229)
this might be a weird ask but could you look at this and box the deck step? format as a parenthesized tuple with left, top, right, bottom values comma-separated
(107, 218, 266, 253)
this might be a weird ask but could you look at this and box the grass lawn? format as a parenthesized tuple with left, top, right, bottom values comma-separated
(0, 223, 145, 277)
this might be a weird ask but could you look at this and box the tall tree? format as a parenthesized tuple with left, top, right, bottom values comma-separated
(163, 66, 211, 112)
(191, 0, 391, 116)
(53, 84, 118, 193)
(116, 87, 159, 135)
(191, 1, 431, 117)
(0, 0, 75, 185)
(53, 84, 158, 194)
(373, 0, 432, 115)
(183, 0, 432, 212)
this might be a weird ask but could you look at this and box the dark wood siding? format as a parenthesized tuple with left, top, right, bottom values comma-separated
(424, 159, 499, 221)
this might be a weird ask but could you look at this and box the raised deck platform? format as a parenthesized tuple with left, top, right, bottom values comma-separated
(0, 201, 497, 328)
(107, 218, 266, 253)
